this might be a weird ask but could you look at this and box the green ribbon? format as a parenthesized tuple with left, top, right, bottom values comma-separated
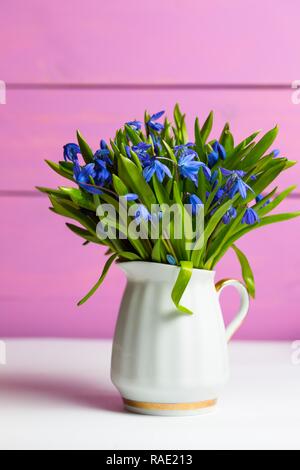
(171, 261, 194, 315)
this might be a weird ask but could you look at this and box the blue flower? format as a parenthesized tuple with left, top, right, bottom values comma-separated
(150, 134, 162, 154)
(74, 156, 111, 194)
(212, 187, 225, 205)
(178, 153, 211, 183)
(143, 159, 172, 183)
(94, 158, 112, 185)
(272, 149, 280, 158)
(210, 170, 219, 184)
(166, 254, 176, 265)
(132, 142, 152, 162)
(242, 208, 259, 225)
(213, 141, 226, 160)
(132, 142, 151, 153)
(134, 205, 151, 225)
(94, 140, 112, 163)
(207, 150, 219, 168)
(124, 193, 139, 201)
(125, 145, 132, 158)
(147, 110, 165, 132)
(73, 160, 81, 179)
(188, 194, 204, 215)
(226, 174, 254, 200)
(100, 139, 108, 150)
(255, 194, 270, 207)
(74, 163, 102, 194)
(223, 207, 237, 225)
(126, 120, 142, 131)
(174, 143, 194, 156)
(220, 168, 246, 178)
(197, 163, 212, 181)
(207, 141, 226, 168)
(63, 143, 81, 163)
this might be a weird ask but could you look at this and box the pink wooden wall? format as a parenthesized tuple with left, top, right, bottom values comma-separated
(1, 0, 300, 339)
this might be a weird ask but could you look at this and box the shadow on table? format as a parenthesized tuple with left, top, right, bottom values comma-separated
(0, 374, 124, 413)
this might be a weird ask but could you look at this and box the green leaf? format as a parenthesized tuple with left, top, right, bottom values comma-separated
(251, 187, 277, 211)
(117, 252, 142, 261)
(45, 160, 74, 182)
(211, 211, 300, 268)
(174, 103, 182, 128)
(202, 198, 233, 240)
(36, 186, 71, 200)
(204, 207, 246, 269)
(284, 160, 297, 170)
(241, 126, 278, 170)
(59, 187, 95, 210)
(219, 123, 234, 153)
(99, 193, 150, 259)
(124, 124, 142, 145)
(229, 130, 260, 157)
(200, 111, 213, 143)
(256, 185, 297, 216)
(76, 130, 94, 163)
(245, 160, 286, 203)
(151, 239, 162, 262)
(219, 122, 229, 144)
(112, 175, 128, 196)
(66, 223, 102, 244)
(58, 161, 75, 173)
(152, 175, 170, 204)
(238, 130, 261, 148)
(225, 142, 255, 170)
(129, 150, 143, 171)
(77, 254, 118, 306)
(194, 117, 206, 161)
(192, 198, 233, 267)
(49, 195, 96, 233)
(180, 114, 189, 143)
(173, 104, 187, 143)
(110, 139, 121, 157)
(232, 244, 255, 298)
(172, 180, 191, 260)
(204, 169, 222, 214)
(118, 156, 156, 209)
(171, 261, 193, 314)
(162, 140, 178, 165)
(257, 211, 300, 227)
(197, 168, 208, 202)
(116, 129, 127, 149)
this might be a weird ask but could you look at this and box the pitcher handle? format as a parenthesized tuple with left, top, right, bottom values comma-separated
(215, 278, 250, 342)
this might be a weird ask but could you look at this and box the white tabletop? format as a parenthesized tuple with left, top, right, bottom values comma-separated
(0, 339, 299, 450)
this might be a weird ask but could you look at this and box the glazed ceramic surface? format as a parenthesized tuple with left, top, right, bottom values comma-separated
(111, 262, 249, 416)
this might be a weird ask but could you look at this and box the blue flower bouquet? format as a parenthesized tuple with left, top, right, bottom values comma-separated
(38, 104, 300, 312)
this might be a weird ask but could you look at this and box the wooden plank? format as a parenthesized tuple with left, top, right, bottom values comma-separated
(1, 0, 299, 84)
(0, 196, 299, 339)
(0, 196, 125, 338)
(1, 88, 300, 191)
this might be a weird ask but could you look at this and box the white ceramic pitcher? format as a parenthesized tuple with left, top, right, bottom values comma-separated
(111, 262, 249, 416)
